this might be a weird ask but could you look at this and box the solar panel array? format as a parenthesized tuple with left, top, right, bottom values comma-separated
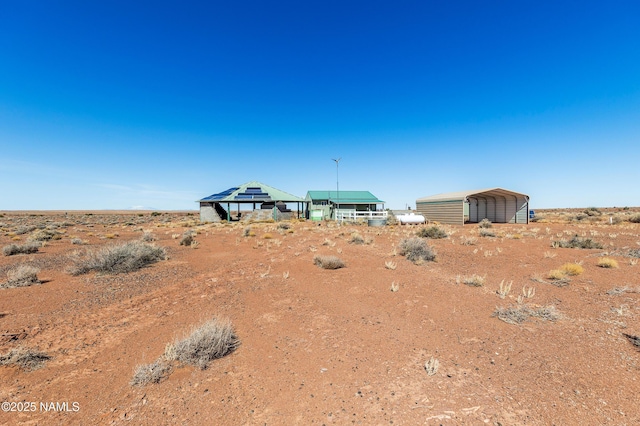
(234, 186, 271, 200)
(200, 187, 239, 201)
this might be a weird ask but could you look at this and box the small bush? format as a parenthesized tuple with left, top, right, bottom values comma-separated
(69, 241, 166, 275)
(130, 360, 172, 386)
(0, 347, 50, 370)
(459, 274, 485, 287)
(277, 222, 290, 230)
(629, 249, 640, 258)
(552, 235, 603, 249)
(398, 237, 436, 264)
(313, 255, 345, 270)
(71, 238, 85, 245)
(460, 236, 477, 246)
(416, 226, 447, 239)
(597, 257, 619, 268)
(628, 214, 640, 223)
(180, 230, 195, 246)
(560, 263, 584, 276)
(28, 229, 59, 241)
(15, 225, 36, 235)
(349, 233, 365, 244)
(165, 317, 240, 370)
(3, 265, 41, 288)
(243, 226, 253, 237)
(478, 218, 493, 228)
(493, 304, 560, 325)
(141, 231, 156, 242)
(479, 228, 496, 238)
(3, 242, 41, 256)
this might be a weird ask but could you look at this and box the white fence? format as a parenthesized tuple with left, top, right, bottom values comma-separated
(335, 210, 388, 221)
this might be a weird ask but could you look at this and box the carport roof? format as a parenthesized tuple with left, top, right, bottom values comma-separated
(417, 188, 529, 203)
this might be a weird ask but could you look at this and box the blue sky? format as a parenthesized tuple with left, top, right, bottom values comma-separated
(1, 1, 639, 210)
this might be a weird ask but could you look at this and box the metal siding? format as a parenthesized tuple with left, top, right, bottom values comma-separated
(478, 199, 487, 220)
(495, 196, 506, 222)
(487, 197, 496, 222)
(515, 197, 529, 224)
(416, 200, 464, 225)
(506, 196, 517, 223)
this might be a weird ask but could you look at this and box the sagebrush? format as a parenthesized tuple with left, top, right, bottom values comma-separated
(398, 237, 436, 264)
(165, 317, 240, 370)
(69, 240, 166, 275)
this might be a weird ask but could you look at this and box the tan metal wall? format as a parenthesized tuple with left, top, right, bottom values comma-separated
(416, 200, 464, 225)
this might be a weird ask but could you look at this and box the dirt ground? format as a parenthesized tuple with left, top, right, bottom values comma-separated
(0, 209, 639, 425)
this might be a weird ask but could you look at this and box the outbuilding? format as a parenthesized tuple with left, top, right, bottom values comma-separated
(199, 181, 306, 222)
(305, 190, 386, 221)
(416, 188, 529, 225)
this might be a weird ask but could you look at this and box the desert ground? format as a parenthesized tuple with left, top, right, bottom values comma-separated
(1, 208, 639, 425)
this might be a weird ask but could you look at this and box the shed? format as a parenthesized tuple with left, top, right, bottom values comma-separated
(416, 188, 529, 225)
(199, 181, 306, 222)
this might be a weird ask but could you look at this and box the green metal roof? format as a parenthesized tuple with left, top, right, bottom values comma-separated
(200, 181, 305, 203)
(306, 190, 384, 204)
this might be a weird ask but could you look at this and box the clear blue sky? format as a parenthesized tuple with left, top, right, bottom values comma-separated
(1, 1, 639, 210)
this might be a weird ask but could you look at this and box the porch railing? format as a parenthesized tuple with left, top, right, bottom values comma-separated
(335, 210, 388, 221)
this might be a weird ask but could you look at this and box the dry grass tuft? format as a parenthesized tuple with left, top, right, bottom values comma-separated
(459, 236, 477, 246)
(180, 230, 195, 246)
(165, 317, 240, 370)
(384, 261, 397, 270)
(0, 347, 51, 371)
(458, 274, 485, 287)
(398, 237, 436, 264)
(69, 240, 166, 275)
(130, 360, 172, 386)
(497, 280, 512, 298)
(349, 233, 365, 244)
(313, 255, 346, 270)
(560, 263, 584, 276)
(597, 257, 619, 268)
(479, 228, 496, 238)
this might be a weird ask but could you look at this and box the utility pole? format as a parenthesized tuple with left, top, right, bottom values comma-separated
(332, 158, 341, 221)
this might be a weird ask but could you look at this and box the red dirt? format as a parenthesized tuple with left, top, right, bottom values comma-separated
(0, 211, 639, 425)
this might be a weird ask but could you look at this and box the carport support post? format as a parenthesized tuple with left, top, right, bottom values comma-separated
(227, 203, 230, 221)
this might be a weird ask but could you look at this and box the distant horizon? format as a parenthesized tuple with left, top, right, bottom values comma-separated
(2, 2, 639, 210)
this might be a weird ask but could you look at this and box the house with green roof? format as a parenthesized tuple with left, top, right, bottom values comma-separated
(305, 190, 386, 221)
(199, 181, 306, 222)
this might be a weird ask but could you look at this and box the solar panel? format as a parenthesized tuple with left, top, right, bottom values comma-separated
(245, 187, 263, 193)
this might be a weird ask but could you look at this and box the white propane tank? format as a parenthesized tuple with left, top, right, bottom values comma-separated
(397, 213, 426, 225)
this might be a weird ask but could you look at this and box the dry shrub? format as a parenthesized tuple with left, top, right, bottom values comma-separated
(313, 255, 345, 270)
(3, 242, 41, 256)
(478, 218, 493, 228)
(560, 263, 584, 276)
(165, 317, 240, 370)
(180, 230, 195, 246)
(130, 360, 172, 386)
(0, 347, 51, 371)
(398, 237, 436, 264)
(3, 265, 40, 288)
(416, 226, 447, 239)
(460, 236, 477, 246)
(460, 274, 485, 287)
(349, 233, 365, 244)
(141, 231, 156, 242)
(552, 235, 603, 249)
(69, 241, 166, 275)
(597, 257, 619, 268)
(628, 214, 640, 223)
(493, 304, 560, 325)
(479, 228, 496, 237)
(28, 229, 59, 241)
